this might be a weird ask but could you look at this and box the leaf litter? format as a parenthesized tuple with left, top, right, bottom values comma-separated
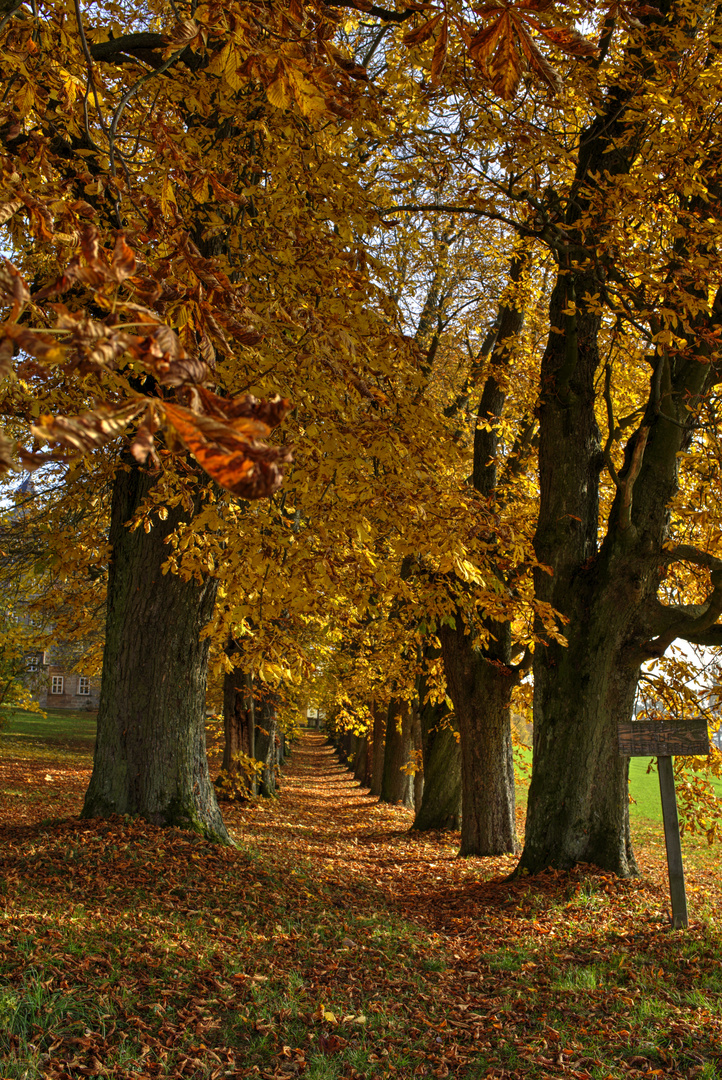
(0, 730, 720, 1079)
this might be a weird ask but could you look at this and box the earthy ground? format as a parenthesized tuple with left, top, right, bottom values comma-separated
(1, 729, 721, 1079)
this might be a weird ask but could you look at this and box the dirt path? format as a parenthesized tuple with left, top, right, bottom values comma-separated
(221, 731, 524, 934)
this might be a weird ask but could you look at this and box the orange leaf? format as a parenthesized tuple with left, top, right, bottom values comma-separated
(163, 399, 292, 499)
(403, 13, 443, 47)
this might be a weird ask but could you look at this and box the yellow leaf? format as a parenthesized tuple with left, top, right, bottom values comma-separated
(14, 82, 35, 117)
(288, 68, 327, 119)
(160, 175, 177, 217)
(266, 78, 292, 110)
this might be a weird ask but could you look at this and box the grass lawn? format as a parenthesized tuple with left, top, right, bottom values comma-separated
(1, 707, 96, 755)
(0, 727, 720, 1080)
(515, 742, 722, 827)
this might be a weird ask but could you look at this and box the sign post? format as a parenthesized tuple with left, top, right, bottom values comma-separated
(618, 717, 710, 930)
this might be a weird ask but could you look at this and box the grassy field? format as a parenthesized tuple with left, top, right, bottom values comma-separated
(515, 742, 722, 826)
(1, 707, 97, 745)
(1, 722, 720, 1080)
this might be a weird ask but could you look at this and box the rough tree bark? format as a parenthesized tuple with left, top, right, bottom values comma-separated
(222, 661, 256, 793)
(412, 694, 461, 832)
(353, 735, 370, 785)
(254, 689, 279, 797)
(440, 618, 517, 854)
(83, 458, 228, 842)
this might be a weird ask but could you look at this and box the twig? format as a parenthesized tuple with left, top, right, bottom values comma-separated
(108, 48, 185, 176)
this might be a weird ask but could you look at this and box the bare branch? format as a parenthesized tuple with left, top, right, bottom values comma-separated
(664, 545, 722, 573)
(89, 32, 167, 65)
(616, 423, 649, 534)
(108, 48, 185, 176)
(639, 567, 722, 658)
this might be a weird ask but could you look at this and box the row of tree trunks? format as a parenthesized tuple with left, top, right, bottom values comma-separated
(380, 698, 415, 809)
(328, 691, 462, 831)
(222, 663, 282, 798)
(369, 701, 386, 797)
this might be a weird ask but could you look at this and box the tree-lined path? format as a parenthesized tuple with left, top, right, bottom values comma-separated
(1, 724, 722, 1079)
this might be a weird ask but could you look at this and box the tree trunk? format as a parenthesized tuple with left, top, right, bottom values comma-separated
(278, 730, 288, 766)
(221, 666, 256, 794)
(520, 580, 638, 873)
(380, 697, 414, 808)
(411, 701, 424, 812)
(255, 690, 278, 797)
(83, 458, 229, 843)
(369, 701, 386, 797)
(413, 697, 461, 832)
(517, 5, 713, 875)
(353, 735, 369, 784)
(440, 618, 517, 855)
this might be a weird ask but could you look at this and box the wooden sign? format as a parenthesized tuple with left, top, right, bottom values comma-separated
(618, 717, 710, 930)
(617, 717, 709, 758)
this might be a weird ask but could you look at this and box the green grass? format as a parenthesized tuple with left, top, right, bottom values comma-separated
(1, 707, 96, 747)
(515, 743, 722, 823)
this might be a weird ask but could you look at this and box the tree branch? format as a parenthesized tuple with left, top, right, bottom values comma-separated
(89, 32, 167, 65)
(664, 545, 722, 573)
(332, 1, 418, 24)
(639, 563, 722, 658)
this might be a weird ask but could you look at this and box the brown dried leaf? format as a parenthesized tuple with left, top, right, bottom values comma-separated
(79, 226, 102, 267)
(163, 400, 291, 499)
(157, 354, 208, 386)
(0, 257, 30, 320)
(199, 330, 216, 367)
(403, 13, 443, 47)
(30, 402, 145, 457)
(111, 233, 137, 282)
(468, 17, 508, 68)
(324, 44, 368, 81)
(6, 325, 65, 365)
(76, 333, 131, 373)
(517, 21, 562, 94)
(430, 16, 448, 84)
(0, 337, 13, 379)
(532, 24, 597, 57)
(0, 199, 23, 226)
(163, 19, 201, 49)
(195, 386, 291, 432)
(136, 325, 208, 386)
(208, 174, 243, 205)
(490, 13, 524, 99)
(129, 422, 158, 465)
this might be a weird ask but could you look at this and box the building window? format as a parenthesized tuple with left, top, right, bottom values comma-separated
(26, 656, 39, 672)
(77, 676, 90, 696)
(51, 676, 64, 695)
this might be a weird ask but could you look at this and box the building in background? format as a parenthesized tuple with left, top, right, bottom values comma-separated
(25, 648, 100, 710)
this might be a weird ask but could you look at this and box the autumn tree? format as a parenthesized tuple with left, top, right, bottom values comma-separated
(0, 0, 384, 836)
